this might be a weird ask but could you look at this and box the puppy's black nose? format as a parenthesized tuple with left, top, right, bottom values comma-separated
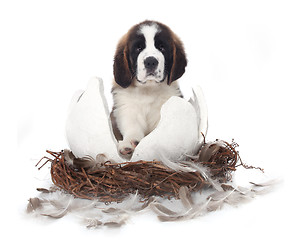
(144, 56, 158, 70)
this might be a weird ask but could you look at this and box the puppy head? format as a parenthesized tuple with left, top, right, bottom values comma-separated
(113, 20, 187, 88)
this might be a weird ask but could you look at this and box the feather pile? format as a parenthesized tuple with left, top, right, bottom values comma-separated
(27, 180, 279, 228)
(28, 139, 278, 228)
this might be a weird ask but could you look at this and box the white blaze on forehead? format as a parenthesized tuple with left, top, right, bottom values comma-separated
(139, 24, 159, 49)
(136, 23, 165, 83)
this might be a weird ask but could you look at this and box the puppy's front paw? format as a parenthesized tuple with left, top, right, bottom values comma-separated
(120, 147, 133, 156)
(118, 140, 139, 159)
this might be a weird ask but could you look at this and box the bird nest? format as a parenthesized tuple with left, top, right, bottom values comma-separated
(37, 140, 260, 203)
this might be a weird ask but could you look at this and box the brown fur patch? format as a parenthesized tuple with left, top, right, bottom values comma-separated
(113, 34, 133, 88)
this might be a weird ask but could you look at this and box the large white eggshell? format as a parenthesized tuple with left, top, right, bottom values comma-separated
(131, 96, 200, 162)
(65, 77, 124, 162)
(65, 78, 208, 165)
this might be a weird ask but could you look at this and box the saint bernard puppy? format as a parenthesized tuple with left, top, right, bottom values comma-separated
(111, 20, 187, 158)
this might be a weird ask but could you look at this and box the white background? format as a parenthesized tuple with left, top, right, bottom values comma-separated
(1, 0, 295, 239)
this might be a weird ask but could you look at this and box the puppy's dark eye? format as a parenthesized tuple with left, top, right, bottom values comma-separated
(136, 45, 144, 52)
(158, 44, 165, 52)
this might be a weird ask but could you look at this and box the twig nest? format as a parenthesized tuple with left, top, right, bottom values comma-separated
(65, 77, 208, 164)
(43, 139, 240, 202)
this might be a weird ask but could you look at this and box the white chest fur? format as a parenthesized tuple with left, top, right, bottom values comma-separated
(112, 81, 182, 147)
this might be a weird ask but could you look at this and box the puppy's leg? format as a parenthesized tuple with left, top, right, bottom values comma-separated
(114, 108, 146, 158)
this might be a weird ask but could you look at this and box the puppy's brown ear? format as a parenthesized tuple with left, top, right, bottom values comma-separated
(113, 37, 133, 88)
(168, 36, 187, 85)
